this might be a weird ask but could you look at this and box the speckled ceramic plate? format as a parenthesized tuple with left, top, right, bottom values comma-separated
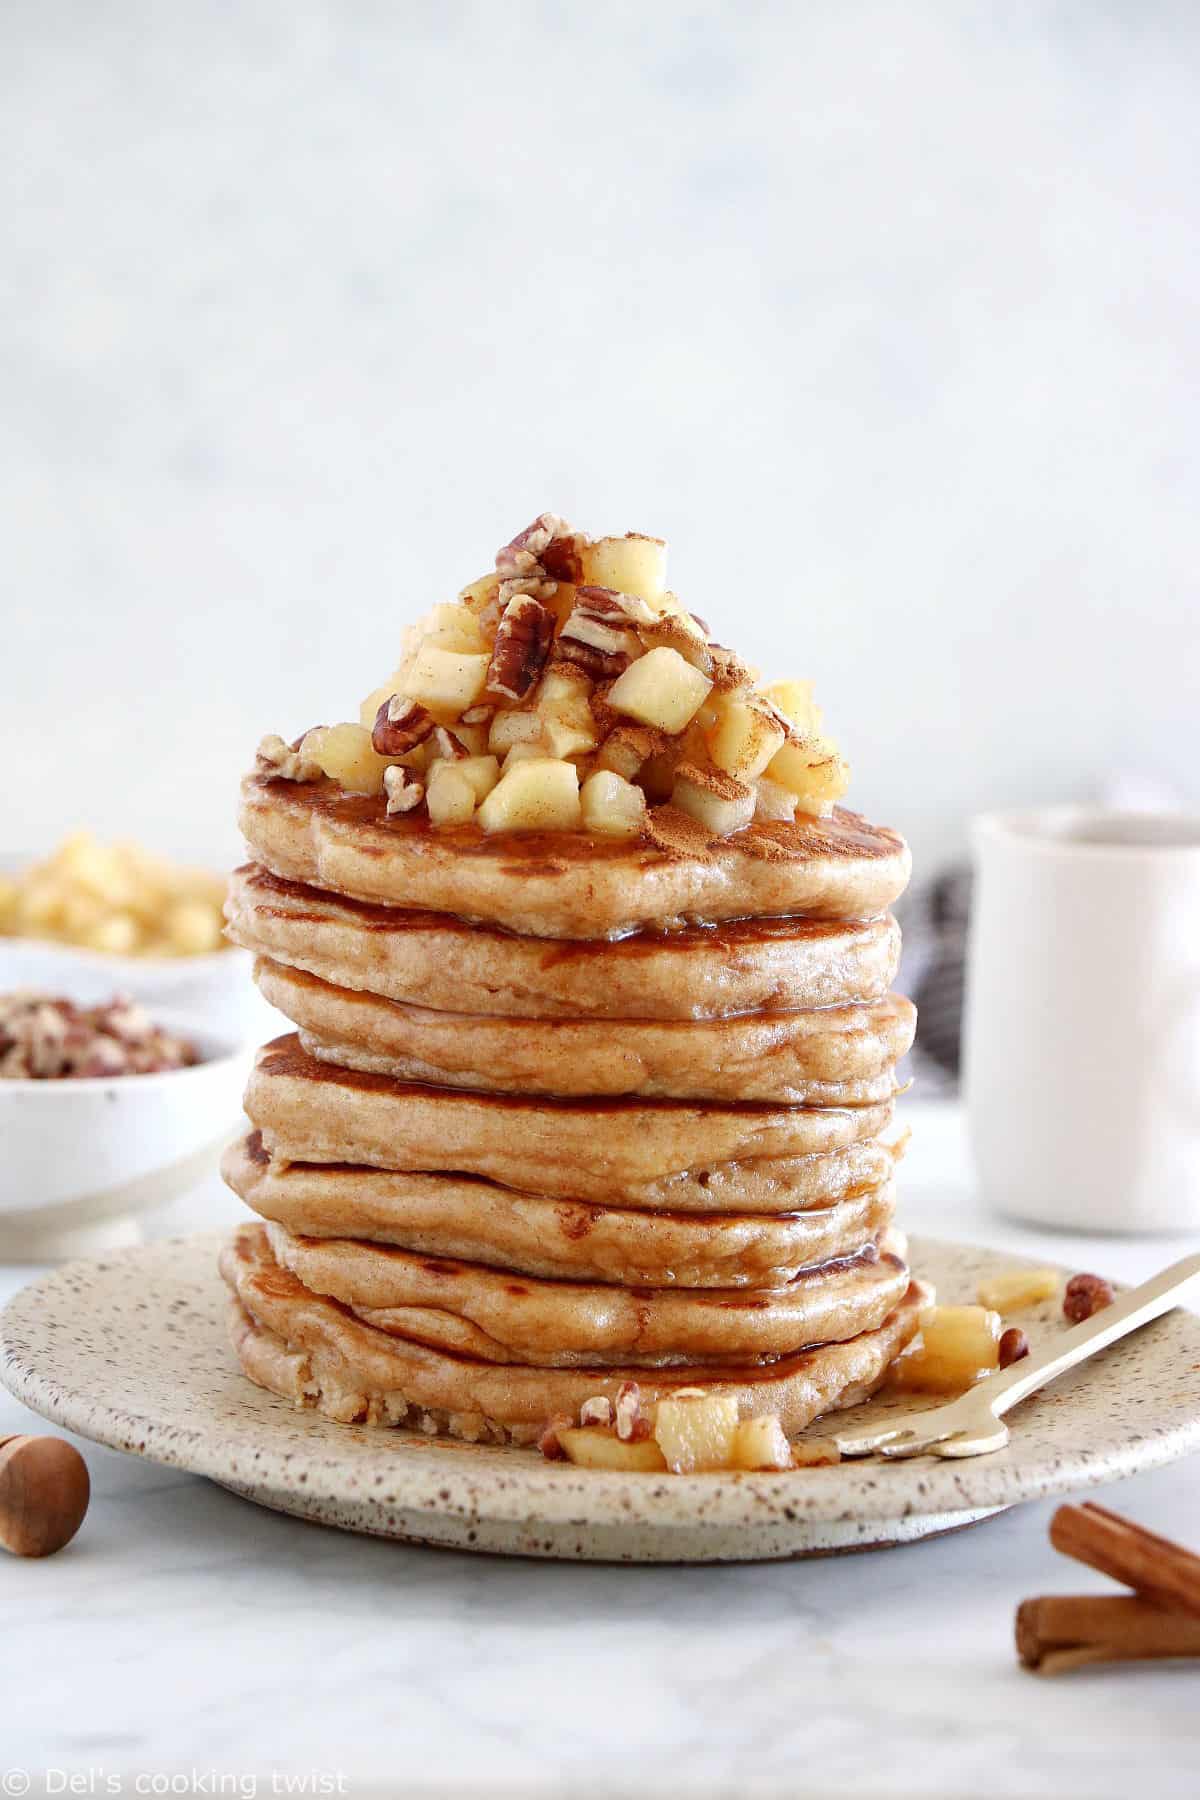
(3, 1234, 1199, 1562)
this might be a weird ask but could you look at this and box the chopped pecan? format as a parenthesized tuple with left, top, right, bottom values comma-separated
(486, 595, 555, 702)
(557, 586, 651, 680)
(553, 638, 629, 682)
(432, 726, 468, 760)
(383, 766, 425, 815)
(495, 512, 578, 579)
(371, 696, 435, 757)
(460, 704, 494, 726)
(579, 1396, 613, 1428)
(573, 585, 656, 626)
(0, 992, 196, 1080)
(614, 1380, 643, 1442)
(537, 1413, 573, 1460)
(255, 732, 323, 782)
(499, 574, 559, 606)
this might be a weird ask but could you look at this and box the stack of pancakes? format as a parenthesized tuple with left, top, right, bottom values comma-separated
(220, 775, 926, 1446)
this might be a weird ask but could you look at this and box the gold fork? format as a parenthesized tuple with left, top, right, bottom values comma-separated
(835, 1253, 1200, 1462)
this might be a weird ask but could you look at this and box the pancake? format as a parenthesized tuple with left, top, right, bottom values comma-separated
(245, 1035, 895, 1202)
(225, 864, 903, 1021)
(263, 1220, 909, 1366)
(257, 959, 916, 1105)
(239, 776, 912, 938)
(223, 1132, 897, 1286)
(222, 1221, 930, 1441)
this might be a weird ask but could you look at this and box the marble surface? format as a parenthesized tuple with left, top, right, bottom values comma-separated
(2, 1100, 1198, 1798)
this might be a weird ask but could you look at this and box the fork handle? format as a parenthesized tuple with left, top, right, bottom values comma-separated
(986, 1253, 1200, 1416)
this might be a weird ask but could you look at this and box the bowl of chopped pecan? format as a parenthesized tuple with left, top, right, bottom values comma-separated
(0, 992, 251, 1260)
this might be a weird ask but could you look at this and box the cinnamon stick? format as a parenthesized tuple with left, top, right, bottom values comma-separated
(1017, 1594, 1200, 1675)
(1048, 1503, 1200, 1620)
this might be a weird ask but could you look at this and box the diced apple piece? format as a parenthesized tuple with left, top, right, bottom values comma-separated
(502, 743, 549, 770)
(976, 1268, 1062, 1315)
(532, 664, 600, 756)
(425, 762, 478, 827)
(888, 1305, 1001, 1395)
(401, 646, 490, 717)
(639, 608, 713, 674)
(791, 1439, 842, 1468)
(763, 680, 822, 736)
(488, 710, 547, 755)
(730, 1415, 792, 1472)
(556, 1427, 668, 1472)
(753, 776, 798, 823)
(449, 754, 500, 802)
(594, 725, 663, 781)
(653, 1391, 740, 1474)
(607, 647, 712, 734)
(580, 770, 647, 838)
(671, 765, 755, 838)
(458, 572, 500, 617)
(477, 758, 581, 833)
(577, 533, 667, 606)
(422, 603, 489, 654)
(706, 699, 787, 780)
(303, 723, 393, 796)
(636, 750, 679, 803)
(766, 737, 850, 816)
(452, 722, 490, 757)
(541, 709, 598, 760)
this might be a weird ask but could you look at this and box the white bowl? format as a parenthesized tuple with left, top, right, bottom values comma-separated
(0, 934, 272, 1045)
(0, 1017, 251, 1261)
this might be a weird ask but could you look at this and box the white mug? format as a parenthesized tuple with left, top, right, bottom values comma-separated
(963, 808, 1200, 1233)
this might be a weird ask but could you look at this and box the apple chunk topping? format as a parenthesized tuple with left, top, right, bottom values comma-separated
(607, 646, 713, 734)
(671, 764, 756, 839)
(540, 1386, 843, 1475)
(254, 513, 851, 840)
(580, 769, 647, 838)
(477, 758, 582, 834)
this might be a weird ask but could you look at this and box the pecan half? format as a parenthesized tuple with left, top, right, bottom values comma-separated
(371, 696, 435, 757)
(383, 765, 425, 815)
(486, 595, 555, 702)
(255, 732, 323, 782)
(553, 638, 629, 682)
(495, 512, 579, 579)
(557, 586, 651, 680)
(499, 574, 559, 606)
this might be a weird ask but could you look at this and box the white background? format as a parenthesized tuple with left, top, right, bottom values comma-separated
(3, 2, 1198, 876)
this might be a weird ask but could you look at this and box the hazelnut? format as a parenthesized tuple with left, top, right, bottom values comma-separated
(1063, 1273, 1115, 1324)
(998, 1327, 1030, 1368)
(0, 1435, 90, 1558)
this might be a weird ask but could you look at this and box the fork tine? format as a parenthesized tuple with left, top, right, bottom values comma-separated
(877, 1426, 956, 1461)
(833, 1423, 914, 1457)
